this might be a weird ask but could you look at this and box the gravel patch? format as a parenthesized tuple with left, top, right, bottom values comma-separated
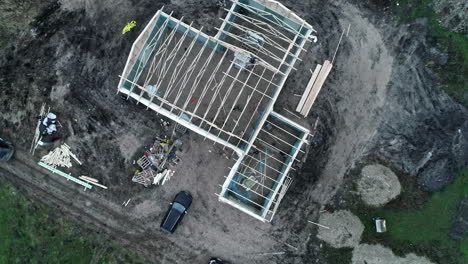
(316, 210, 364, 248)
(358, 164, 401, 206)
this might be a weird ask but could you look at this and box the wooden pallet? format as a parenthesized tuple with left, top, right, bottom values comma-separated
(137, 155, 151, 170)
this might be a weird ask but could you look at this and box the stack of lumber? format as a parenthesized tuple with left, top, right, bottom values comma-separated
(40, 144, 81, 168)
(296, 60, 333, 117)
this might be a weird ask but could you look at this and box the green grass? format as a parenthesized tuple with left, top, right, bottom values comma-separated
(323, 245, 352, 264)
(396, 0, 468, 107)
(0, 179, 146, 264)
(379, 168, 468, 243)
(355, 168, 468, 264)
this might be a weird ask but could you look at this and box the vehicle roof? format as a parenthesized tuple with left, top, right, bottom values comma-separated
(174, 191, 192, 208)
(0, 139, 11, 148)
(161, 202, 185, 232)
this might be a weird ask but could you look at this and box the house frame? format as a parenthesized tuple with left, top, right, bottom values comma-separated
(118, 0, 316, 222)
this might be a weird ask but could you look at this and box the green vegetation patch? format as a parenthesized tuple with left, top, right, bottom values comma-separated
(0, 179, 146, 264)
(355, 168, 468, 264)
(322, 245, 353, 264)
(396, 0, 468, 107)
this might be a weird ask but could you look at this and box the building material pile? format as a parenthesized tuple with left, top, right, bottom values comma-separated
(40, 144, 81, 168)
(38, 144, 106, 190)
(132, 137, 181, 187)
(132, 169, 157, 187)
(154, 169, 175, 185)
(133, 168, 175, 187)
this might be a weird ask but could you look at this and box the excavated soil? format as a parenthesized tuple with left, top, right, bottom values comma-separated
(0, 0, 467, 263)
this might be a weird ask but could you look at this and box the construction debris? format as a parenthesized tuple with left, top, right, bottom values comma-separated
(40, 144, 80, 168)
(156, 169, 174, 185)
(141, 137, 181, 171)
(136, 155, 151, 170)
(132, 137, 181, 187)
(133, 168, 174, 187)
(132, 169, 157, 187)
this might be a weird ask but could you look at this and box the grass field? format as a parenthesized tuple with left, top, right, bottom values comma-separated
(355, 168, 468, 264)
(396, 0, 468, 107)
(0, 178, 146, 264)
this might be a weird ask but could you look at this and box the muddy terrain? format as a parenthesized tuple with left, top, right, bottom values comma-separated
(0, 0, 467, 263)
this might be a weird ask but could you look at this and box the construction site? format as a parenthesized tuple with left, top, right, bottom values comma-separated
(0, 0, 467, 263)
(117, 0, 324, 222)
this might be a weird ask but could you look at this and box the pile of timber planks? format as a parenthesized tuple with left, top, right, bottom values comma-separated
(296, 60, 333, 117)
(40, 144, 81, 168)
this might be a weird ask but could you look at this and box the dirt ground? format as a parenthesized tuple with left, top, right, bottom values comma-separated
(0, 0, 467, 263)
